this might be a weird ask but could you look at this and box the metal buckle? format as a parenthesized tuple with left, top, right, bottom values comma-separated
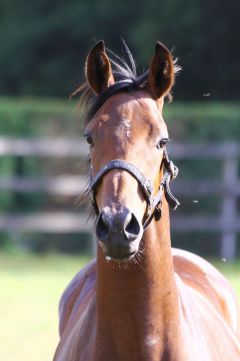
(144, 179, 153, 197)
(167, 161, 178, 180)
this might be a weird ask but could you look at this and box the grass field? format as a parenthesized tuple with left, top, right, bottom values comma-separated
(0, 252, 91, 361)
(1, 252, 240, 361)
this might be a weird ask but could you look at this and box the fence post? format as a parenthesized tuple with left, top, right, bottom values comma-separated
(220, 150, 238, 260)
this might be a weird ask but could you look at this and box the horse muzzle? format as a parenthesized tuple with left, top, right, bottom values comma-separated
(96, 206, 143, 261)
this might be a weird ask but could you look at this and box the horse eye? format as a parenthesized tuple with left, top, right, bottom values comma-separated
(85, 135, 94, 146)
(157, 138, 168, 149)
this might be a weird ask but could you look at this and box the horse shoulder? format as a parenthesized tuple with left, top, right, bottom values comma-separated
(172, 248, 240, 336)
(58, 258, 97, 336)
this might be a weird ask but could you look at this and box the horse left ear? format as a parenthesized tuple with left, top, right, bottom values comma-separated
(85, 40, 115, 94)
(148, 42, 175, 99)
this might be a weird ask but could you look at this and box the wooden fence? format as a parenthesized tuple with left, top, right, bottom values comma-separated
(0, 137, 239, 259)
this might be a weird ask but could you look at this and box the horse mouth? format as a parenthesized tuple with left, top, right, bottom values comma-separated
(105, 250, 136, 262)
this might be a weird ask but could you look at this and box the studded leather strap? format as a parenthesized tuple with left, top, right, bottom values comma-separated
(91, 159, 154, 199)
(89, 148, 180, 230)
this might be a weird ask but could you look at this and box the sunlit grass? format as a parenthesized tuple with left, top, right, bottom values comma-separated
(212, 260, 240, 297)
(0, 252, 239, 361)
(0, 252, 91, 361)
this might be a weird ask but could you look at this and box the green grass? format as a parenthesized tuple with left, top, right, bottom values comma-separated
(0, 252, 91, 361)
(212, 260, 240, 296)
(1, 252, 240, 361)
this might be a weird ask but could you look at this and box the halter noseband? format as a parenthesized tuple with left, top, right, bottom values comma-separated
(89, 148, 180, 230)
(87, 76, 180, 230)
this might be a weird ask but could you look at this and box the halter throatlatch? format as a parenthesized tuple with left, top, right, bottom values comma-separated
(89, 148, 180, 230)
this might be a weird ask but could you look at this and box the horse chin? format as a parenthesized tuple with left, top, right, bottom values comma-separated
(98, 237, 141, 263)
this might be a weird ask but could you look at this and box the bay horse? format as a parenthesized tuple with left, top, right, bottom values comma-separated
(53, 40, 240, 361)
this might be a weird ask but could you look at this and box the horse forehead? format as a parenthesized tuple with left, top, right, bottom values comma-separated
(103, 92, 165, 131)
(115, 92, 162, 118)
(90, 92, 166, 143)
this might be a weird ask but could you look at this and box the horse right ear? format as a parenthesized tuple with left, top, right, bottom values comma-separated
(148, 42, 175, 99)
(85, 40, 115, 94)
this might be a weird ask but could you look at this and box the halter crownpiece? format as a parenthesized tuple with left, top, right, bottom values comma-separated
(89, 148, 180, 230)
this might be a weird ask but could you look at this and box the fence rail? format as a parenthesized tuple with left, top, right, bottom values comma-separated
(0, 212, 90, 233)
(0, 137, 239, 259)
(1, 136, 240, 158)
(0, 136, 88, 157)
(0, 176, 86, 195)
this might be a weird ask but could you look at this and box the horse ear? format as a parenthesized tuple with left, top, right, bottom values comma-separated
(148, 42, 175, 99)
(85, 40, 114, 94)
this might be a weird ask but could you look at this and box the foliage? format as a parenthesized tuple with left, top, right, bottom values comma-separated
(0, 96, 81, 215)
(1, 97, 240, 140)
(165, 101, 240, 141)
(0, 96, 76, 136)
(0, 0, 239, 99)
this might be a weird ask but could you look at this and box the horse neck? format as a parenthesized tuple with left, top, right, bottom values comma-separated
(94, 198, 182, 361)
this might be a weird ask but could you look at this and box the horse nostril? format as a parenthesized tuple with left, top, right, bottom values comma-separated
(124, 213, 141, 238)
(96, 209, 142, 244)
(96, 213, 109, 240)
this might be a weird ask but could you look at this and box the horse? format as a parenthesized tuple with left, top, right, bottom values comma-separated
(53, 40, 240, 361)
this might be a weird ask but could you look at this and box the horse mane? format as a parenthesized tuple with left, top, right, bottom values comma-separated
(72, 42, 181, 126)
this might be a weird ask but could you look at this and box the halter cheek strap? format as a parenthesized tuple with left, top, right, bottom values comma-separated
(89, 148, 180, 230)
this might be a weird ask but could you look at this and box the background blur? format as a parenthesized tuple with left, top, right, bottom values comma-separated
(0, 0, 239, 360)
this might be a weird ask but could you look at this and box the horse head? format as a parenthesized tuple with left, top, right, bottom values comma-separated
(83, 40, 178, 261)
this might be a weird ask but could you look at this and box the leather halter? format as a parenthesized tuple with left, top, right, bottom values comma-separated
(89, 149, 180, 230)
(87, 75, 180, 230)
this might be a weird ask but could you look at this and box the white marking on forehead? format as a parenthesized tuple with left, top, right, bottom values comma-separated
(145, 335, 160, 347)
(114, 118, 132, 139)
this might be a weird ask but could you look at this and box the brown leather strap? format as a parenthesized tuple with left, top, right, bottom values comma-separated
(89, 148, 180, 230)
